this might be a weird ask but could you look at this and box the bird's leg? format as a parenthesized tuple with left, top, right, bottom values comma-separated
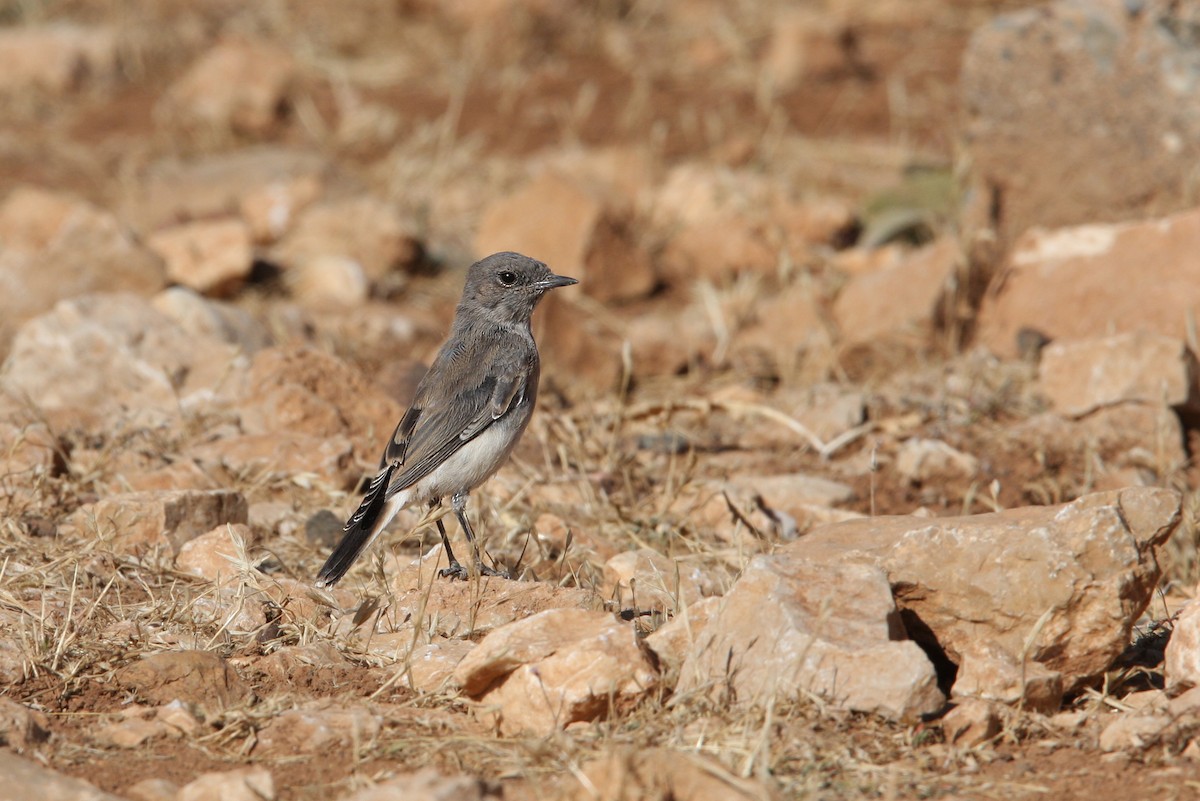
(430, 498, 467, 580)
(449, 492, 509, 579)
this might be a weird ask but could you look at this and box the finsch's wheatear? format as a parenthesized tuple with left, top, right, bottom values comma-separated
(315, 252, 576, 587)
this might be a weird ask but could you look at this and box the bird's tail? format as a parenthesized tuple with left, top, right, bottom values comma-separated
(316, 462, 400, 587)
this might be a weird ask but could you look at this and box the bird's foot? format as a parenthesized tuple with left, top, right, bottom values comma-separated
(437, 560, 510, 581)
(438, 561, 470, 581)
(478, 562, 511, 580)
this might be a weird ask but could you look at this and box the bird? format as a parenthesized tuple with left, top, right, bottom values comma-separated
(315, 252, 577, 588)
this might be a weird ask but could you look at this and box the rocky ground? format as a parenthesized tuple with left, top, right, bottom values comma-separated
(3, 1, 1200, 799)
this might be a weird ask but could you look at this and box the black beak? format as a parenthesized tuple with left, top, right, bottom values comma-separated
(534, 273, 579, 290)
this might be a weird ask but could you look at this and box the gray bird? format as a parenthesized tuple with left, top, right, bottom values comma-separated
(315, 252, 577, 588)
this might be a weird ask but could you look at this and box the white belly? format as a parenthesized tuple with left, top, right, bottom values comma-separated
(404, 418, 524, 506)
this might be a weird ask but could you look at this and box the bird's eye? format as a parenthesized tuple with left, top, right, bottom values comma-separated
(497, 271, 518, 286)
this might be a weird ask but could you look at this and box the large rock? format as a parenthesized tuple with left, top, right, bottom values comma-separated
(0, 24, 117, 94)
(574, 748, 777, 801)
(337, 770, 483, 801)
(0, 187, 165, 350)
(254, 701, 381, 756)
(0, 293, 246, 429)
(130, 148, 328, 232)
(233, 346, 402, 478)
(962, 0, 1200, 250)
(676, 554, 944, 722)
(601, 548, 706, 614)
(271, 196, 421, 283)
(788, 488, 1181, 703)
(655, 163, 855, 284)
(159, 38, 296, 136)
(475, 172, 654, 303)
(115, 651, 253, 715)
(151, 287, 272, 353)
(177, 768, 275, 801)
(1038, 331, 1200, 416)
(1166, 598, 1200, 696)
(0, 751, 125, 801)
(146, 218, 254, 297)
(978, 209, 1200, 357)
(68, 489, 248, 556)
(832, 237, 959, 346)
(452, 608, 658, 735)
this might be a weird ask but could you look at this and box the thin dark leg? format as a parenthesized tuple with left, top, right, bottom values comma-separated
(435, 516, 469, 580)
(450, 492, 508, 579)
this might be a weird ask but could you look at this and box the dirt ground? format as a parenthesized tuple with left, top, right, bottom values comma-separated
(2, 1, 1199, 799)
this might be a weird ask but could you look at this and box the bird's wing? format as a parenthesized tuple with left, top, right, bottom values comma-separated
(380, 349, 531, 494)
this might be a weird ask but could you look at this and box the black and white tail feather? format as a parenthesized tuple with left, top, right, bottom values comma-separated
(315, 462, 397, 588)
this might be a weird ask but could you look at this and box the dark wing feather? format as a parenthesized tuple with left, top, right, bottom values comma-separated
(383, 341, 530, 495)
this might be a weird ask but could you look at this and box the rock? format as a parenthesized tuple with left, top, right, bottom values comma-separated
(623, 304, 718, 378)
(1038, 332, 1200, 416)
(255, 701, 381, 755)
(727, 473, 856, 510)
(0, 751, 125, 800)
(131, 148, 328, 232)
(602, 548, 705, 614)
(832, 237, 959, 346)
(787, 386, 866, 442)
(245, 643, 351, 685)
(400, 639, 476, 693)
(283, 255, 369, 308)
(452, 608, 658, 735)
(950, 645, 1063, 713)
(67, 489, 248, 557)
(0, 187, 166, 349)
(175, 524, 257, 582)
(532, 294, 622, 396)
(1098, 713, 1172, 753)
(644, 597, 722, 685)
(239, 173, 322, 244)
(0, 699, 51, 752)
(537, 145, 659, 210)
(575, 748, 777, 801)
(676, 554, 944, 722)
(961, 1, 1200, 251)
(95, 702, 200, 748)
(978, 209, 1200, 357)
(124, 778, 179, 801)
(272, 196, 422, 283)
(733, 281, 834, 379)
(0, 420, 57, 482)
(789, 488, 1181, 701)
(0, 293, 245, 429)
(115, 651, 253, 715)
(894, 438, 979, 484)
(177, 767, 275, 801)
(377, 553, 597, 639)
(475, 172, 654, 303)
(338, 770, 483, 801)
(661, 213, 778, 284)
(189, 431, 355, 487)
(1166, 598, 1200, 696)
(654, 164, 855, 285)
(0, 24, 117, 94)
(151, 287, 272, 353)
(159, 39, 296, 136)
(146, 218, 254, 297)
(1009, 406, 1186, 484)
(941, 699, 1002, 747)
(1169, 686, 1200, 717)
(236, 346, 402, 475)
(761, 8, 844, 94)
